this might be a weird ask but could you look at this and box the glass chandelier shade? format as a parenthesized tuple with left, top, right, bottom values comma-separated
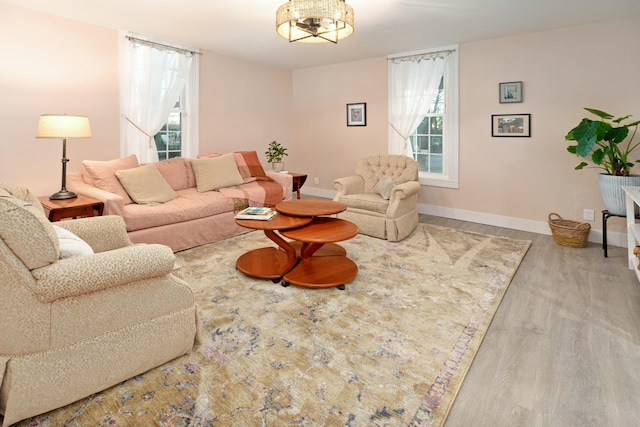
(276, 0, 354, 44)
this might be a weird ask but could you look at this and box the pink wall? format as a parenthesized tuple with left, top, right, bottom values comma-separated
(199, 54, 292, 162)
(292, 57, 388, 188)
(292, 16, 640, 236)
(0, 2, 119, 196)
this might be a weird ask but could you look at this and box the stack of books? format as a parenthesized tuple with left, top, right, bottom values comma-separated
(234, 207, 279, 221)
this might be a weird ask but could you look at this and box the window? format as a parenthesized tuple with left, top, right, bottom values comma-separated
(154, 98, 183, 161)
(388, 46, 458, 188)
(120, 33, 199, 163)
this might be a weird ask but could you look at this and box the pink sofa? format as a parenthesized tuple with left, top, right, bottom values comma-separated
(67, 154, 292, 252)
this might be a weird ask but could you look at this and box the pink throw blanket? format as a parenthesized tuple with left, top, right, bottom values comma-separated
(218, 178, 284, 210)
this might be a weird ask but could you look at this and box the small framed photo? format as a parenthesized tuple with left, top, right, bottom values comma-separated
(492, 114, 531, 137)
(347, 103, 366, 126)
(499, 81, 523, 103)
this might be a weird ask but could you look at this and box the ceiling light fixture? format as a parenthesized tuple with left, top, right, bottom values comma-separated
(276, 0, 354, 44)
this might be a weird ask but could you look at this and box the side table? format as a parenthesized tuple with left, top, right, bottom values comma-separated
(37, 195, 104, 222)
(289, 173, 307, 199)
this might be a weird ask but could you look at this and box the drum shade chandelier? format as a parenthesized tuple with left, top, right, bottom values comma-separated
(276, 0, 354, 44)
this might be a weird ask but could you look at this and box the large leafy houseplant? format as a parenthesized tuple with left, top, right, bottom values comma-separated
(566, 108, 640, 176)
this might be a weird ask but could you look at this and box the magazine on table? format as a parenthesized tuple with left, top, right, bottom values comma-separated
(234, 207, 279, 220)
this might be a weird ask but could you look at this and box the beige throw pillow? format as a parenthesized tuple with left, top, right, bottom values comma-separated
(191, 153, 245, 192)
(374, 177, 400, 200)
(115, 164, 178, 205)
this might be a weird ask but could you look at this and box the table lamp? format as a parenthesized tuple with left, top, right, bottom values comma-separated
(36, 114, 92, 200)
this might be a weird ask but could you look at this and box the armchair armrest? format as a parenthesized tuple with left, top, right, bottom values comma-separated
(389, 181, 420, 201)
(333, 175, 365, 197)
(67, 172, 125, 217)
(30, 244, 175, 303)
(55, 216, 132, 253)
(266, 171, 293, 200)
(387, 180, 421, 218)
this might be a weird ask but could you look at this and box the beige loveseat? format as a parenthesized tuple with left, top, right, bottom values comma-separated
(0, 183, 199, 427)
(67, 152, 293, 252)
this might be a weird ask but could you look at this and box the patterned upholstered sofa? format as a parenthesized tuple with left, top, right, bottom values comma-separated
(67, 152, 292, 252)
(0, 183, 199, 426)
(333, 155, 420, 241)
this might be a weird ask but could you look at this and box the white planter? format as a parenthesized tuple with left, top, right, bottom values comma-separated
(272, 162, 285, 171)
(598, 174, 640, 216)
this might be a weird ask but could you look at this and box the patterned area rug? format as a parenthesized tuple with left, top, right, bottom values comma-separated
(16, 223, 530, 427)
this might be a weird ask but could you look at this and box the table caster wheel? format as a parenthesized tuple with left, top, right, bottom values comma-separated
(338, 284, 345, 290)
(281, 280, 290, 287)
(271, 278, 281, 283)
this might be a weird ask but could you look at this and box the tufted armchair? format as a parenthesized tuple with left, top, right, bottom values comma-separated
(0, 183, 199, 427)
(333, 155, 420, 241)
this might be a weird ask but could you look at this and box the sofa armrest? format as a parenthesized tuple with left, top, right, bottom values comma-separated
(67, 172, 125, 217)
(333, 175, 364, 197)
(30, 244, 175, 303)
(266, 171, 293, 200)
(55, 216, 132, 253)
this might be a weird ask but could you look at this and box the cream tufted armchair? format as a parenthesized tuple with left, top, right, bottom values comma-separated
(0, 183, 199, 427)
(333, 155, 420, 241)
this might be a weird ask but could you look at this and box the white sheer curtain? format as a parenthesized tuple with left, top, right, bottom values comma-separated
(122, 39, 193, 163)
(388, 54, 449, 156)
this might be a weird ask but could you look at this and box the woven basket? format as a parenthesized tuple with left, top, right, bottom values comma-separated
(548, 213, 591, 248)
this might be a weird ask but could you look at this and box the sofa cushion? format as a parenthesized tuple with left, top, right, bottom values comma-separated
(0, 195, 59, 269)
(337, 193, 389, 215)
(115, 164, 178, 205)
(121, 188, 236, 231)
(154, 157, 194, 191)
(82, 155, 139, 204)
(191, 153, 245, 192)
(198, 151, 267, 179)
(52, 225, 94, 259)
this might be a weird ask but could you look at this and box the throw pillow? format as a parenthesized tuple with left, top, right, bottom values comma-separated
(53, 225, 94, 259)
(82, 155, 140, 204)
(115, 164, 178, 205)
(374, 177, 400, 200)
(191, 153, 245, 192)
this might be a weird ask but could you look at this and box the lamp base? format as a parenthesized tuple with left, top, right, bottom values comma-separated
(50, 190, 77, 200)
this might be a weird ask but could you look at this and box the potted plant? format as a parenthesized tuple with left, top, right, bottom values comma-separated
(566, 107, 640, 215)
(265, 140, 288, 171)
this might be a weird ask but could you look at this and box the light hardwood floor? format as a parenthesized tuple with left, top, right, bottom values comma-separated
(420, 214, 640, 427)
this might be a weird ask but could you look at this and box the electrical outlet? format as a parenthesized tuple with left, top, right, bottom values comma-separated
(314, 177, 319, 185)
(583, 209, 595, 221)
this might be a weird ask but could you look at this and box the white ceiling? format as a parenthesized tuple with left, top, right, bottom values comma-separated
(7, 0, 640, 70)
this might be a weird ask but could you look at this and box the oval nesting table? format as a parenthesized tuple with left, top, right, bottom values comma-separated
(235, 214, 312, 281)
(235, 200, 359, 289)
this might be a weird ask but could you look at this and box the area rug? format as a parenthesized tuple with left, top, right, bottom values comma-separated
(15, 223, 530, 427)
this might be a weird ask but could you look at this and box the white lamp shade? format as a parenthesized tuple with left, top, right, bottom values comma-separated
(36, 115, 92, 139)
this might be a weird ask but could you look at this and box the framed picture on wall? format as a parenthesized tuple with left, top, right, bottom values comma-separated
(492, 113, 531, 137)
(499, 81, 523, 103)
(347, 103, 366, 126)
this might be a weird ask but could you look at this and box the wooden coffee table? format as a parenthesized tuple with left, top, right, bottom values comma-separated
(276, 199, 359, 290)
(235, 214, 312, 281)
(280, 217, 358, 289)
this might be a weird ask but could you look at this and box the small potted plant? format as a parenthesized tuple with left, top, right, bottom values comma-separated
(566, 107, 640, 215)
(265, 140, 288, 171)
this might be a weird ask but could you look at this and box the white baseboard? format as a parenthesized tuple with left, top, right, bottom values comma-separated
(300, 188, 627, 248)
